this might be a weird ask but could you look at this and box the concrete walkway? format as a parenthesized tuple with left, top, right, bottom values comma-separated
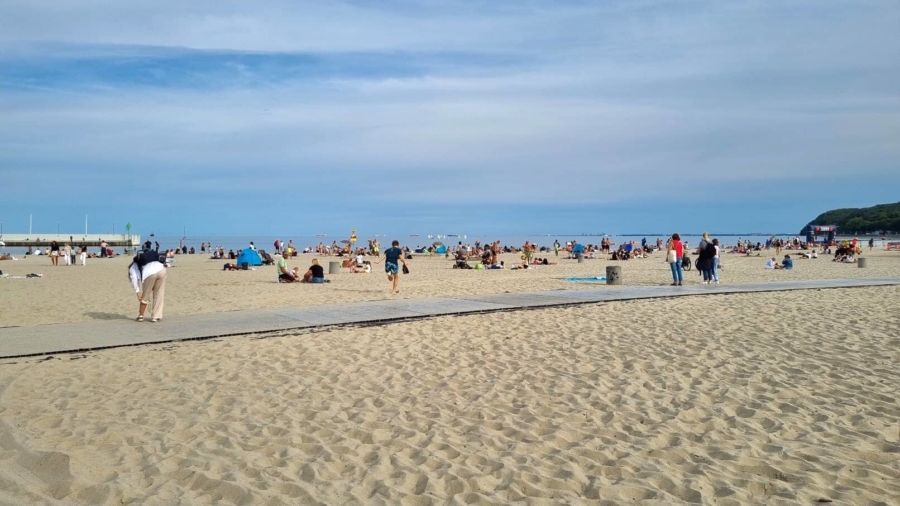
(1, 278, 897, 359)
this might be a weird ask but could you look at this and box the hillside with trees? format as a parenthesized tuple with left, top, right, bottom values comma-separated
(804, 202, 900, 234)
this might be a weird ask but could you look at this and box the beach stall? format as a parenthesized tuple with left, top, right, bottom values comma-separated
(806, 225, 837, 246)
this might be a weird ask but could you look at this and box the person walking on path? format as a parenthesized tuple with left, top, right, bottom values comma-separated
(64, 242, 73, 266)
(134, 241, 167, 322)
(374, 240, 407, 294)
(667, 233, 684, 286)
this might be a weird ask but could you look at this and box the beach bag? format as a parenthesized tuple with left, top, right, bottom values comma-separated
(402, 264, 410, 274)
(666, 249, 677, 263)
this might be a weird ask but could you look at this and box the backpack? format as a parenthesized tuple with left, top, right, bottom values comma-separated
(705, 242, 717, 258)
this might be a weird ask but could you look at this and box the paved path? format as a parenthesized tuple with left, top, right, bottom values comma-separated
(1, 278, 897, 359)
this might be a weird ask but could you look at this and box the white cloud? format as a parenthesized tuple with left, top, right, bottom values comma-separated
(1, 1, 898, 210)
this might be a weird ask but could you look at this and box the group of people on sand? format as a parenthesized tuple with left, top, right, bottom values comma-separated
(275, 240, 408, 294)
(278, 257, 328, 283)
(665, 232, 721, 286)
(310, 239, 381, 257)
(765, 255, 794, 270)
(31, 241, 114, 265)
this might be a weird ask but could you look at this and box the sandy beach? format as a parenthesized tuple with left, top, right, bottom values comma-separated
(2, 248, 899, 326)
(1, 250, 898, 505)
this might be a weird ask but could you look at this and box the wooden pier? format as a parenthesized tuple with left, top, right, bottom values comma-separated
(0, 233, 142, 249)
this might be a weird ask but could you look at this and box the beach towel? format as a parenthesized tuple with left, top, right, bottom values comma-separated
(565, 276, 607, 282)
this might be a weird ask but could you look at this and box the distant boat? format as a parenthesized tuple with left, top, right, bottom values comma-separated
(316, 234, 327, 237)
(410, 234, 420, 237)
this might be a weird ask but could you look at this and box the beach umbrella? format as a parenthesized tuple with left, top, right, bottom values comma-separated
(433, 241, 443, 247)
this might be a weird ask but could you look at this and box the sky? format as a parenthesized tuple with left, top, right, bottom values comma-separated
(1, 0, 898, 237)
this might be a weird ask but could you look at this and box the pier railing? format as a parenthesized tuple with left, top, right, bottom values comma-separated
(0, 234, 141, 248)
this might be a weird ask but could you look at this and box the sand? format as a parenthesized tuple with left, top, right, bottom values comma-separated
(2, 248, 899, 326)
(1, 283, 899, 505)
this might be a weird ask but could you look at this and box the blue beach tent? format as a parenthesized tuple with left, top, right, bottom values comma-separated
(236, 249, 263, 267)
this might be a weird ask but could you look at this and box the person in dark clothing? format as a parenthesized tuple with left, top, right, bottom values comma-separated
(302, 258, 327, 283)
(374, 240, 407, 294)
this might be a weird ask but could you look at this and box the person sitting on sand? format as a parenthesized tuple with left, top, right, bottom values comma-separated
(351, 261, 372, 274)
(778, 254, 793, 270)
(765, 257, 777, 269)
(303, 258, 327, 283)
(277, 254, 297, 282)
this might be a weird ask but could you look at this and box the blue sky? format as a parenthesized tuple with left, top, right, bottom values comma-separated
(1, 1, 898, 237)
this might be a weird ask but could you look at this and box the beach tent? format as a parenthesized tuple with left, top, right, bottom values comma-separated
(435, 245, 447, 254)
(236, 248, 263, 267)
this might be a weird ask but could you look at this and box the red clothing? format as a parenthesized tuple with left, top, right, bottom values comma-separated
(673, 240, 684, 257)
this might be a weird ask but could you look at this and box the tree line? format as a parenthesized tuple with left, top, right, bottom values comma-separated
(804, 202, 900, 235)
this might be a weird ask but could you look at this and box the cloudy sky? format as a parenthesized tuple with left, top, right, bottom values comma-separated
(1, 0, 898, 237)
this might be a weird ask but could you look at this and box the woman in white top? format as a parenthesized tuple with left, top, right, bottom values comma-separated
(712, 238, 720, 284)
(128, 258, 146, 321)
(133, 241, 168, 322)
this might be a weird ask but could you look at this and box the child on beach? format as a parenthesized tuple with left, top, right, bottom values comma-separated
(374, 240, 407, 294)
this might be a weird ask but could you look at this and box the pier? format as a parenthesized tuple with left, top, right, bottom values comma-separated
(0, 233, 142, 249)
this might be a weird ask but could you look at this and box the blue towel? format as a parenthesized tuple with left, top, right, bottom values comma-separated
(565, 276, 606, 282)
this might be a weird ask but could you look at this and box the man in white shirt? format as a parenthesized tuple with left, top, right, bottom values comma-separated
(765, 257, 776, 269)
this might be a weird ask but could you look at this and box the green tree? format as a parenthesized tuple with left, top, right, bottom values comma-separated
(845, 217, 869, 234)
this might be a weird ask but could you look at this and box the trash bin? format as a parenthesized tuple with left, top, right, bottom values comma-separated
(328, 261, 340, 274)
(606, 265, 622, 285)
(577, 254, 584, 264)
(858, 257, 867, 268)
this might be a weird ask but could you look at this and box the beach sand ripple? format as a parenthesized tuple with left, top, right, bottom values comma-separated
(0, 287, 898, 505)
